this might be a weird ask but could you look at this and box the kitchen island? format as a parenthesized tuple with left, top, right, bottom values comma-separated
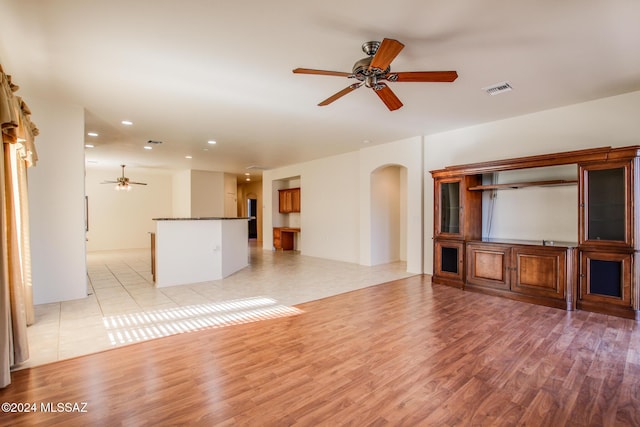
(153, 217, 249, 287)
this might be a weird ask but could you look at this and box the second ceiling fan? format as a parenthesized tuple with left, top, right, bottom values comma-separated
(293, 38, 458, 111)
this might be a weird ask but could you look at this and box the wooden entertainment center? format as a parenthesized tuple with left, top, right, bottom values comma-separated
(431, 145, 640, 320)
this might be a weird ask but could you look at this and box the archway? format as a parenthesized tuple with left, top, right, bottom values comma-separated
(370, 164, 408, 265)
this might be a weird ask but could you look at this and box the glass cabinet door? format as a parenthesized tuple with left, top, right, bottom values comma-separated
(441, 181, 460, 234)
(580, 162, 631, 246)
(435, 179, 464, 238)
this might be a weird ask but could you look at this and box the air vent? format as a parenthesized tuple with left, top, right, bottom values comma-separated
(483, 81, 513, 96)
(147, 140, 163, 144)
(246, 165, 269, 171)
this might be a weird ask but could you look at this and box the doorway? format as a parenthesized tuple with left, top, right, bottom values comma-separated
(248, 198, 258, 239)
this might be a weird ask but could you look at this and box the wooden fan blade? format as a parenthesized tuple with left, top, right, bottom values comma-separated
(374, 84, 403, 111)
(101, 181, 118, 184)
(318, 84, 361, 106)
(129, 182, 148, 185)
(293, 68, 351, 77)
(369, 38, 404, 72)
(391, 71, 458, 82)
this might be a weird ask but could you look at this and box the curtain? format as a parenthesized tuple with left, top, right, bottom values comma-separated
(0, 65, 38, 388)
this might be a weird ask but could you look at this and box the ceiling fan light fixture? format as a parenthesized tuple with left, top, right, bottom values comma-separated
(114, 182, 131, 191)
(101, 164, 147, 190)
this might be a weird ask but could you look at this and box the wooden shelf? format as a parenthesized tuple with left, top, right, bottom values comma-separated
(468, 179, 578, 191)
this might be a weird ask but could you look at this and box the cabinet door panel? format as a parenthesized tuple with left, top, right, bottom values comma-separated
(440, 181, 461, 235)
(579, 251, 631, 307)
(466, 243, 509, 290)
(434, 240, 465, 287)
(273, 228, 282, 249)
(511, 247, 566, 300)
(278, 191, 288, 213)
(291, 188, 300, 212)
(579, 161, 632, 247)
(434, 176, 482, 240)
(278, 188, 301, 213)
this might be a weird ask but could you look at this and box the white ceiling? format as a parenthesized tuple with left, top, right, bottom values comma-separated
(1, 0, 640, 180)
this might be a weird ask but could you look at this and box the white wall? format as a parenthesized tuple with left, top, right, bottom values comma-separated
(85, 168, 173, 251)
(26, 97, 87, 304)
(483, 165, 578, 242)
(172, 170, 191, 218)
(224, 173, 238, 217)
(173, 170, 237, 218)
(191, 170, 224, 217)
(423, 90, 640, 274)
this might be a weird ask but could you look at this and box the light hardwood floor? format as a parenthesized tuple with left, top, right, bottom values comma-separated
(22, 243, 413, 368)
(2, 273, 639, 426)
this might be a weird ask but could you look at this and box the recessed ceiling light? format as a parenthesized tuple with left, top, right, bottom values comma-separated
(85, 144, 94, 148)
(207, 140, 217, 145)
(185, 155, 192, 159)
(246, 178, 251, 182)
(244, 173, 250, 176)
(144, 146, 152, 150)
(87, 132, 98, 137)
(121, 120, 133, 125)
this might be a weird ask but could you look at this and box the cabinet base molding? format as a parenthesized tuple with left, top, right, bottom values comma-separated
(576, 300, 640, 320)
(464, 283, 571, 311)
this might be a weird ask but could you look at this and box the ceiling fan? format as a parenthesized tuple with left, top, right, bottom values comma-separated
(101, 165, 147, 191)
(293, 38, 458, 111)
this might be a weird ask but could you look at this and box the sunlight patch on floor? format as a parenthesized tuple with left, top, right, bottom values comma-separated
(103, 296, 303, 345)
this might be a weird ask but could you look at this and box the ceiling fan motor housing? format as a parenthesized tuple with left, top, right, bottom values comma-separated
(361, 41, 380, 56)
(352, 56, 390, 87)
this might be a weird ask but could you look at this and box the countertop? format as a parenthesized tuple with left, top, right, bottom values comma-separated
(476, 237, 577, 248)
(274, 227, 301, 232)
(153, 217, 250, 221)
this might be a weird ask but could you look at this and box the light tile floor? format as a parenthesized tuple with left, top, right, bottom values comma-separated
(20, 242, 414, 369)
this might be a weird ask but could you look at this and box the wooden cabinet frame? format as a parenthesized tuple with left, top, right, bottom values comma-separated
(432, 145, 640, 319)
